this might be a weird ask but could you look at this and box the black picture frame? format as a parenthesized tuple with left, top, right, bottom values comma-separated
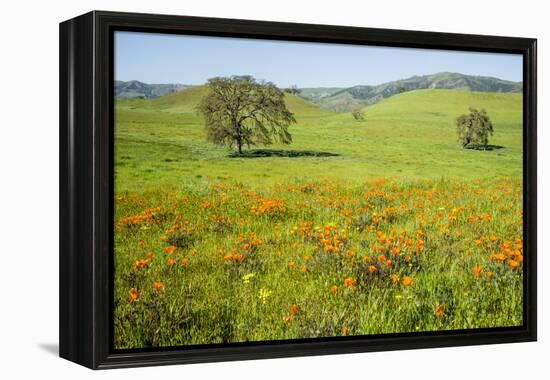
(59, 10, 537, 369)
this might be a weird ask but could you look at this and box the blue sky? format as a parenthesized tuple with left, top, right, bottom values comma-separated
(115, 31, 522, 88)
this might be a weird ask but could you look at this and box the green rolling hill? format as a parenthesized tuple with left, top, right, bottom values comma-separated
(116, 85, 333, 119)
(115, 87, 522, 192)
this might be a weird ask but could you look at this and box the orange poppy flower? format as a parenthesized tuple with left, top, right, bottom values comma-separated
(402, 276, 413, 287)
(289, 304, 298, 316)
(434, 304, 445, 318)
(472, 265, 482, 278)
(166, 258, 175, 266)
(330, 285, 338, 295)
(127, 288, 140, 302)
(152, 281, 164, 292)
(133, 259, 148, 269)
(164, 245, 177, 254)
(344, 277, 357, 288)
(502, 241, 512, 249)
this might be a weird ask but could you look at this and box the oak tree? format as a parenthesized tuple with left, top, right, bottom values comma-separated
(351, 109, 365, 121)
(197, 76, 296, 155)
(456, 107, 494, 149)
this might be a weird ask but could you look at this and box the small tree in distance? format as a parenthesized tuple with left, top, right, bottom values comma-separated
(351, 109, 365, 121)
(456, 107, 494, 149)
(197, 76, 296, 155)
(284, 85, 301, 96)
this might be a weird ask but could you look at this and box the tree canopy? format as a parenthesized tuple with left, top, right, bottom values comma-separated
(351, 109, 365, 121)
(456, 107, 494, 149)
(197, 75, 296, 154)
(284, 85, 302, 96)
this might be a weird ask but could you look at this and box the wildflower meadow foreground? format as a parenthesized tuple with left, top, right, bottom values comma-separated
(114, 177, 523, 348)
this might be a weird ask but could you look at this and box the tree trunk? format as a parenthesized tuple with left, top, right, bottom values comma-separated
(234, 136, 242, 155)
(233, 120, 243, 155)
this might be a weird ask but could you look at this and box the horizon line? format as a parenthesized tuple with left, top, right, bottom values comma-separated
(115, 71, 523, 89)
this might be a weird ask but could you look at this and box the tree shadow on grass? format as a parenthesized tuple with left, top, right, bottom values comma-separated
(464, 144, 505, 151)
(229, 149, 340, 158)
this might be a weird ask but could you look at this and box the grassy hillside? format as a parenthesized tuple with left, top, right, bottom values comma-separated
(115, 88, 522, 193)
(117, 85, 333, 117)
(113, 87, 523, 349)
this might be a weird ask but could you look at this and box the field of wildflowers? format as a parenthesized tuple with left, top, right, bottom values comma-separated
(114, 177, 523, 348)
(113, 88, 523, 349)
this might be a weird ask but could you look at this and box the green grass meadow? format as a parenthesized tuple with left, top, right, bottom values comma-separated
(113, 87, 523, 349)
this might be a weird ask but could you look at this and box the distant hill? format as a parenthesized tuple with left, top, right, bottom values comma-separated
(115, 80, 193, 99)
(116, 85, 332, 120)
(300, 72, 522, 112)
(298, 87, 345, 102)
(116, 72, 522, 113)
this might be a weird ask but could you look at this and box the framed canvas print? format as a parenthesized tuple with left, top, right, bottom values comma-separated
(59, 11, 537, 369)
